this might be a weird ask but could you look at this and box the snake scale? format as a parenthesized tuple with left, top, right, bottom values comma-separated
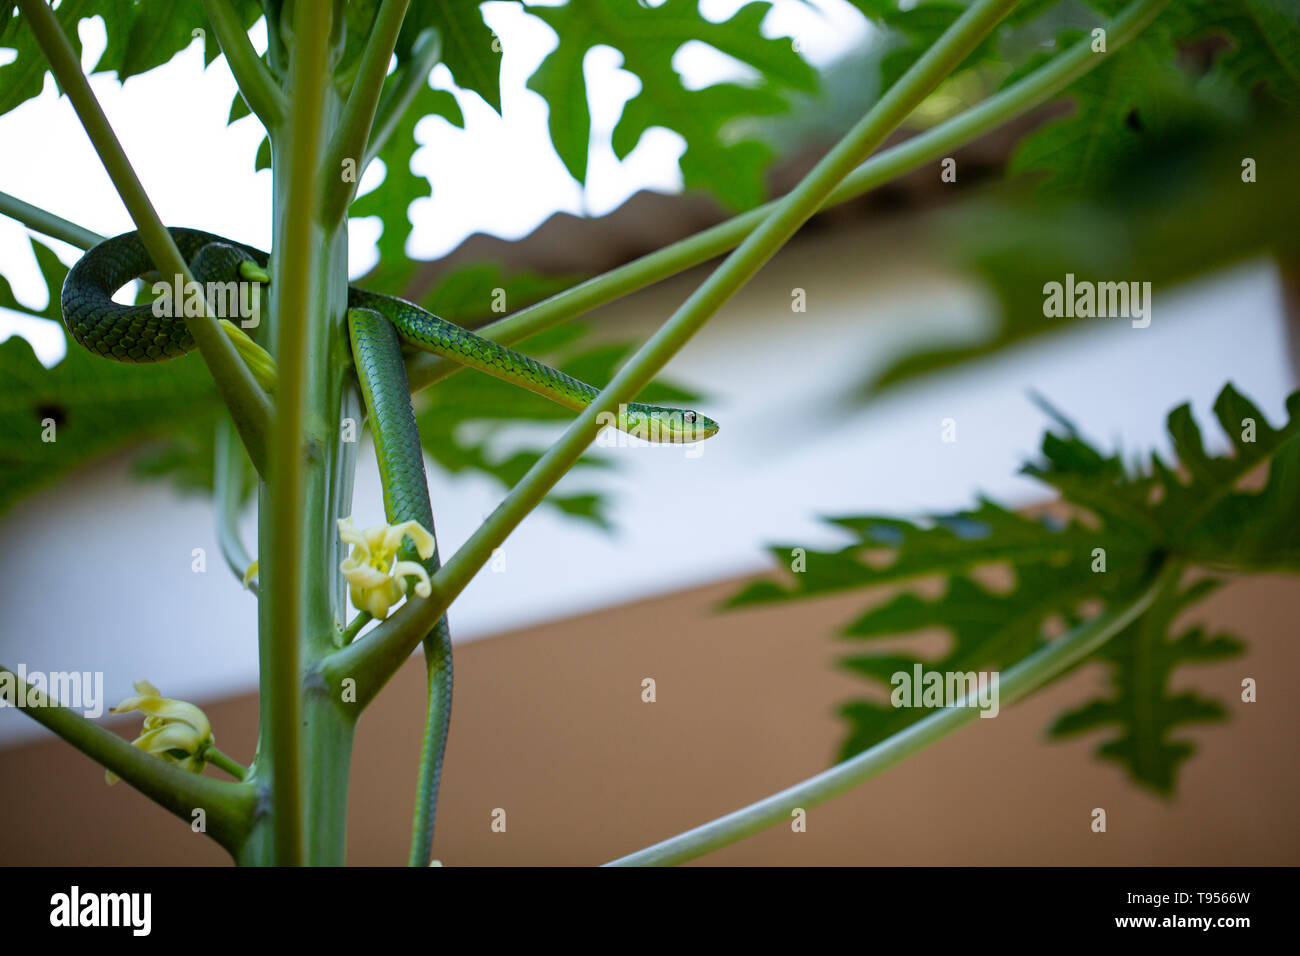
(60, 227, 719, 863)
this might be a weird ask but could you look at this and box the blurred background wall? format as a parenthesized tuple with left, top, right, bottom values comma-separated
(2, 570, 1296, 865)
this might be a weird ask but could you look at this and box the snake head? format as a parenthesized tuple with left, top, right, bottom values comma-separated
(674, 408, 720, 443)
(189, 242, 260, 285)
(625, 404, 719, 443)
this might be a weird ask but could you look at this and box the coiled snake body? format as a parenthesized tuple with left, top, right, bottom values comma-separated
(61, 227, 718, 863)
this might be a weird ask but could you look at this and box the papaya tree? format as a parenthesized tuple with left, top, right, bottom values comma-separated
(0, 0, 1296, 866)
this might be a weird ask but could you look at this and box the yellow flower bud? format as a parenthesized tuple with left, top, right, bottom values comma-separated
(105, 681, 213, 785)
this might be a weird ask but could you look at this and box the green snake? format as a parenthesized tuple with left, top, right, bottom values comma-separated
(60, 227, 719, 863)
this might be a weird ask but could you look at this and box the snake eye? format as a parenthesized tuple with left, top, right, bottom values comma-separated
(683, 410, 697, 424)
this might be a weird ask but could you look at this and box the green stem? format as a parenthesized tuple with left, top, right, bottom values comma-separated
(404, 0, 1169, 394)
(260, 0, 334, 867)
(340, 612, 373, 646)
(0, 190, 103, 249)
(15, 0, 272, 475)
(205, 744, 249, 781)
(215, 417, 258, 594)
(0, 666, 256, 854)
(201, 0, 286, 125)
(605, 563, 1176, 866)
(329, 0, 1025, 704)
(261, 0, 289, 78)
(321, 0, 412, 221)
(298, 689, 357, 866)
(364, 27, 441, 167)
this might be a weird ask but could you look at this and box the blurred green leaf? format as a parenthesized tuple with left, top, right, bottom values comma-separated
(0, 0, 262, 119)
(1007, 30, 1197, 192)
(420, 262, 572, 326)
(399, 0, 502, 113)
(131, 414, 229, 496)
(731, 383, 1295, 790)
(1050, 574, 1243, 794)
(1012, 0, 1300, 191)
(1028, 385, 1300, 571)
(338, 1, 386, 80)
(1172, 0, 1300, 105)
(855, 2, 1299, 394)
(524, 0, 818, 210)
(0, 329, 221, 513)
(0, 234, 228, 508)
(0, 0, 99, 118)
(864, 113, 1300, 396)
(102, 0, 263, 81)
(0, 234, 67, 322)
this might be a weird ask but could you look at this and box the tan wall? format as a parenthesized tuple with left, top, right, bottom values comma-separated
(2, 571, 1296, 866)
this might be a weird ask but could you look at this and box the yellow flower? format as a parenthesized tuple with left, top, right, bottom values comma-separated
(106, 680, 213, 785)
(338, 516, 436, 619)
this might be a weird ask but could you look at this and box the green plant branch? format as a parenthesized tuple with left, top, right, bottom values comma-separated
(205, 744, 249, 781)
(215, 417, 257, 595)
(363, 27, 441, 167)
(321, 0, 412, 221)
(0, 665, 256, 853)
(0, 189, 104, 249)
(404, 0, 1169, 394)
(259, 0, 334, 867)
(604, 561, 1176, 865)
(340, 611, 372, 647)
(15, 0, 272, 476)
(328, 0, 1026, 704)
(202, 0, 286, 126)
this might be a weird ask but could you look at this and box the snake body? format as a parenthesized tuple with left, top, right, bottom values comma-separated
(346, 307, 451, 866)
(61, 227, 718, 863)
(63, 227, 720, 442)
